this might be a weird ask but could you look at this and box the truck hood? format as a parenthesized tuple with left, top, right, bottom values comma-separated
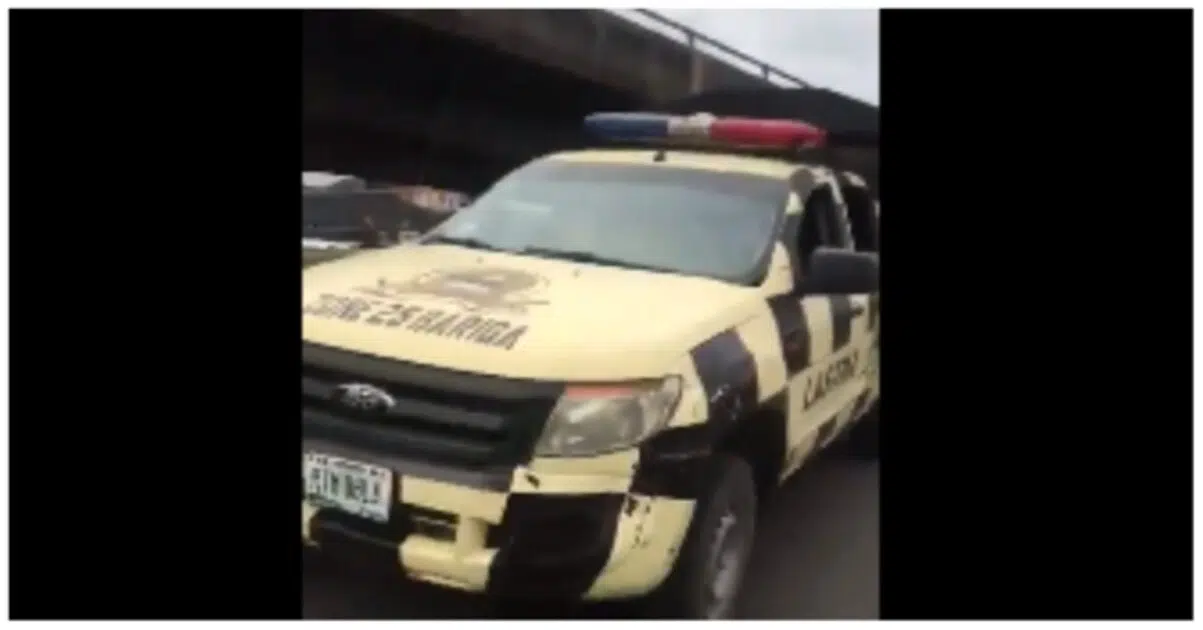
(302, 244, 763, 381)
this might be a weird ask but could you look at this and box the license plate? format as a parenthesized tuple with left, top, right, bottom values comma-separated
(303, 453, 394, 523)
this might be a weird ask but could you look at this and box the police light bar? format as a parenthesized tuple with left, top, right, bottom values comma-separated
(584, 112, 829, 149)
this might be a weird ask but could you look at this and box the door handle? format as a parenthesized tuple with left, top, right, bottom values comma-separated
(851, 304, 866, 317)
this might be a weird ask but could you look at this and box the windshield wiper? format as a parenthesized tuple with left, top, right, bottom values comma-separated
(424, 234, 506, 252)
(519, 247, 678, 275)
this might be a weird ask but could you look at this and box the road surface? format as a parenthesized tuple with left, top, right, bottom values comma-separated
(303, 453, 879, 619)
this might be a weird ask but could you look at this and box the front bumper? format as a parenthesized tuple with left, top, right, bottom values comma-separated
(301, 439, 697, 601)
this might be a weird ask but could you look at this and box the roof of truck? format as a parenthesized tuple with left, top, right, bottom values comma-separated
(548, 148, 798, 179)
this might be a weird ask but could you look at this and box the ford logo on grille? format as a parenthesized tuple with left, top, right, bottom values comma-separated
(334, 383, 396, 413)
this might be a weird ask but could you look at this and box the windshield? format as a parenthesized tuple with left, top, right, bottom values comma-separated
(426, 159, 787, 284)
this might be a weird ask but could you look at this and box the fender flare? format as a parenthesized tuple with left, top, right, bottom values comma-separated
(630, 328, 765, 499)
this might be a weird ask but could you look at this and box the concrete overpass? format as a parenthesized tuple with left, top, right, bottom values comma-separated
(391, 10, 812, 102)
(302, 10, 814, 193)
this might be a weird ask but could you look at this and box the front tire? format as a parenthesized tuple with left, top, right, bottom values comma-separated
(644, 455, 758, 619)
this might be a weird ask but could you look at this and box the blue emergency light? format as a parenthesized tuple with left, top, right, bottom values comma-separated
(583, 112, 829, 148)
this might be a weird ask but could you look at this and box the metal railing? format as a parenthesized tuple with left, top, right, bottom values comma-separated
(620, 9, 812, 91)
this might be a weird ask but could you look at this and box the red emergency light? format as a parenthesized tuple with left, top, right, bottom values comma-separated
(584, 112, 829, 149)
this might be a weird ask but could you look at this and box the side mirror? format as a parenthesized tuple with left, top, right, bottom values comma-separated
(804, 247, 879, 294)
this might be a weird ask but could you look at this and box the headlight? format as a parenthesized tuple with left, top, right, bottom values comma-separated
(533, 377, 683, 458)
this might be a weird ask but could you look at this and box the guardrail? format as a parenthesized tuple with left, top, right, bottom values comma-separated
(619, 9, 812, 91)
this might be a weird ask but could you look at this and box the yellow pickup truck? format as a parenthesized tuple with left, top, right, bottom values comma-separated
(301, 111, 879, 618)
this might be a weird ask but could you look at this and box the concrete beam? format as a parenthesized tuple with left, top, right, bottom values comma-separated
(304, 71, 574, 161)
(386, 10, 771, 102)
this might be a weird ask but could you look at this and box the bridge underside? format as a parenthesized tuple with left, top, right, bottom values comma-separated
(303, 11, 641, 193)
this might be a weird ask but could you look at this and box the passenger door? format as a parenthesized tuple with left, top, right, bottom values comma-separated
(835, 170, 881, 407)
(778, 175, 876, 480)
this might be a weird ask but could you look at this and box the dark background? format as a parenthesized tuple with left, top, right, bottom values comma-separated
(7, 8, 1194, 621)
(301, 10, 878, 194)
(302, 10, 637, 193)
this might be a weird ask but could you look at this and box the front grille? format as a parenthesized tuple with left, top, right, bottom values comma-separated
(302, 343, 563, 468)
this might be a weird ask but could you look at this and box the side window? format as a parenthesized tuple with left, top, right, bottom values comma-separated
(836, 172, 879, 253)
(797, 183, 852, 266)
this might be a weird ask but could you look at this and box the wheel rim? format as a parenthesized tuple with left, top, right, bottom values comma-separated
(703, 509, 747, 619)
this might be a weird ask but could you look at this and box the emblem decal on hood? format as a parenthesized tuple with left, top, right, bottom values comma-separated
(302, 268, 549, 351)
(355, 268, 549, 315)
